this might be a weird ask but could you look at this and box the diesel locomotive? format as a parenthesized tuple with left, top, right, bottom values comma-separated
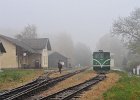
(93, 50, 110, 73)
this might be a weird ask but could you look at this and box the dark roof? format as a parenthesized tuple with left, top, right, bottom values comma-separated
(22, 38, 51, 50)
(0, 34, 51, 53)
(0, 34, 36, 53)
(49, 52, 67, 59)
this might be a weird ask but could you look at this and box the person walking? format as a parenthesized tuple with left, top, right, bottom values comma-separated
(58, 60, 62, 74)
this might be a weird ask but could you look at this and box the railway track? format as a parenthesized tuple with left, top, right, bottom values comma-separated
(0, 68, 87, 100)
(39, 74, 106, 100)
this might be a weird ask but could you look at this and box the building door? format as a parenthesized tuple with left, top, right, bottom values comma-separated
(35, 60, 40, 68)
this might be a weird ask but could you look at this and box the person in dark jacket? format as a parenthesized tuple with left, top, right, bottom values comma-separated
(58, 60, 62, 74)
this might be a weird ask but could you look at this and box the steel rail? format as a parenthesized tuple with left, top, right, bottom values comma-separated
(0, 69, 63, 99)
(0, 68, 87, 100)
(39, 74, 106, 100)
(0, 71, 54, 99)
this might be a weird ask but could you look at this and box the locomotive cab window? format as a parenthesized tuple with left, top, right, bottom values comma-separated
(94, 53, 104, 59)
(94, 53, 99, 58)
(99, 53, 104, 59)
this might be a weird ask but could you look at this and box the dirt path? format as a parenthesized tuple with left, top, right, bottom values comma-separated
(48, 70, 69, 78)
(40, 70, 96, 97)
(79, 73, 120, 100)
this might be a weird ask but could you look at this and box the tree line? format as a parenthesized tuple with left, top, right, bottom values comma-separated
(96, 8, 140, 71)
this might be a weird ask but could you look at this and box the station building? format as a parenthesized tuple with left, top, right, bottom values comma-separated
(0, 34, 51, 69)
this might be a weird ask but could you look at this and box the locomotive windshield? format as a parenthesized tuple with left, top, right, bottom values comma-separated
(94, 52, 104, 59)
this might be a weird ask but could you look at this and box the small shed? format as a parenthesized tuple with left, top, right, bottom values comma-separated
(48, 52, 68, 68)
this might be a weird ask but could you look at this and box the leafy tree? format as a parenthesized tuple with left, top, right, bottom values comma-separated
(16, 24, 37, 40)
(112, 8, 140, 54)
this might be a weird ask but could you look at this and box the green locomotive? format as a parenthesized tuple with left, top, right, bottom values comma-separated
(93, 50, 110, 73)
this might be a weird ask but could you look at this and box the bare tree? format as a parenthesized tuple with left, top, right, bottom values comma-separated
(16, 24, 38, 40)
(112, 8, 140, 53)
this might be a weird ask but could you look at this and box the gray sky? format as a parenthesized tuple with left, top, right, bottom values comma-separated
(0, 0, 140, 50)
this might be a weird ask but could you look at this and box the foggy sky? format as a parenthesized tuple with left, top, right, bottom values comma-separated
(0, 0, 140, 50)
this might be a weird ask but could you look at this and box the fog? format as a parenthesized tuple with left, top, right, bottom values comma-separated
(96, 34, 128, 67)
(49, 33, 92, 66)
(0, 0, 140, 50)
(50, 33, 75, 64)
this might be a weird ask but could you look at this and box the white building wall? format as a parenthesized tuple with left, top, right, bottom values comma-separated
(42, 49, 48, 68)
